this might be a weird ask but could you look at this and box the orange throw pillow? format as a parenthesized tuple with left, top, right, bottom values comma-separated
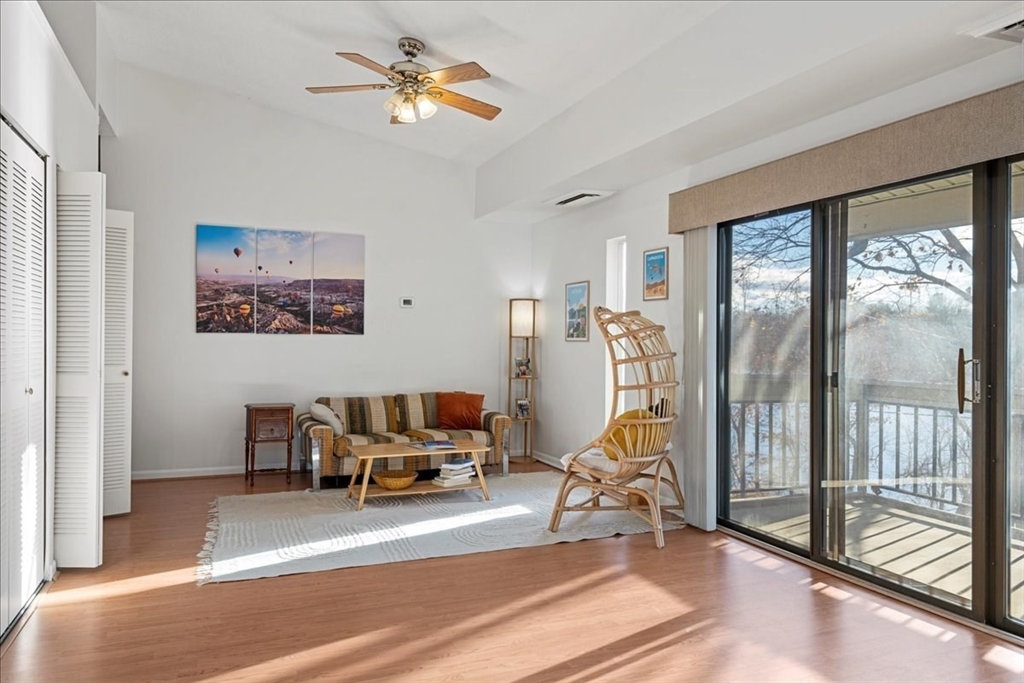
(437, 392, 485, 431)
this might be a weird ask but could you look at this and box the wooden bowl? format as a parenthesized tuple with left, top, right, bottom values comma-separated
(372, 469, 417, 491)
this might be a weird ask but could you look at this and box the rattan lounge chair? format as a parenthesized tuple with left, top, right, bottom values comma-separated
(548, 306, 684, 548)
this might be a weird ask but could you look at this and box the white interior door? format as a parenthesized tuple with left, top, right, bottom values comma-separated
(103, 209, 132, 517)
(54, 171, 104, 569)
(1, 121, 47, 636)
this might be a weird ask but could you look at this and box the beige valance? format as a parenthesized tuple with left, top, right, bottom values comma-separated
(669, 82, 1024, 233)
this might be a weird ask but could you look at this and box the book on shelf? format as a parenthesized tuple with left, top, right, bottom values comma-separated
(432, 474, 475, 487)
(438, 468, 475, 479)
(410, 440, 457, 451)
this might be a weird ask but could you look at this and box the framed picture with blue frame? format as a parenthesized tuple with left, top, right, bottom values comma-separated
(643, 247, 669, 301)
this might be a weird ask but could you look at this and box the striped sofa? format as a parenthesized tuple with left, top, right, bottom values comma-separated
(296, 393, 511, 479)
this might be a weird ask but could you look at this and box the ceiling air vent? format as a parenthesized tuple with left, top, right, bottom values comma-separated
(545, 189, 616, 209)
(963, 9, 1024, 43)
(987, 19, 1024, 43)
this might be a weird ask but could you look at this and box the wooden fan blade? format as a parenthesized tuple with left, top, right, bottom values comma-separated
(419, 62, 490, 86)
(306, 84, 392, 94)
(390, 116, 409, 125)
(336, 52, 399, 81)
(428, 88, 501, 121)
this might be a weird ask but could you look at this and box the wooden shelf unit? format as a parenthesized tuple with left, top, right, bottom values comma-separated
(508, 298, 539, 462)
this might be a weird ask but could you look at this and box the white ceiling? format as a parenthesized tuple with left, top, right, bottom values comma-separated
(98, 0, 726, 166)
(97, 0, 1023, 221)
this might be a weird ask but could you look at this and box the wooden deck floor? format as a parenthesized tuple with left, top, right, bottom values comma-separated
(1, 466, 1022, 683)
(734, 494, 1024, 616)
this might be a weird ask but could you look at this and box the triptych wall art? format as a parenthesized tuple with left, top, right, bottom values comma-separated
(195, 224, 365, 334)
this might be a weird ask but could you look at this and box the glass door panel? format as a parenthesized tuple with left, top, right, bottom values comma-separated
(724, 210, 812, 547)
(1008, 160, 1024, 624)
(827, 171, 975, 607)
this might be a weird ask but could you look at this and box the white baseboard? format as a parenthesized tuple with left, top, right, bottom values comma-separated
(532, 451, 563, 470)
(132, 461, 300, 481)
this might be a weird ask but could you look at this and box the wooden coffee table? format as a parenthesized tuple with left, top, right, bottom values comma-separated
(347, 440, 491, 510)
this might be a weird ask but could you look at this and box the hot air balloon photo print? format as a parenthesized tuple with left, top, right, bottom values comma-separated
(643, 247, 669, 301)
(565, 280, 590, 341)
(195, 224, 365, 335)
(312, 233, 365, 334)
(195, 225, 256, 333)
(255, 229, 312, 334)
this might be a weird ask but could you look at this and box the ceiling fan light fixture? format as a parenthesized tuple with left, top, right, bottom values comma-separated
(383, 90, 404, 116)
(415, 93, 438, 119)
(397, 95, 417, 123)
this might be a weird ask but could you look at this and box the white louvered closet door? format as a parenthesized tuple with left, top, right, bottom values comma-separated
(55, 171, 105, 569)
(0, 121, 46, 637)
(103, 210, 132, 517)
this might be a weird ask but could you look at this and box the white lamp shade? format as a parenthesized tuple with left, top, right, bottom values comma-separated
(383, 91, 404, 116)
(397, 97, 417, 123)
(415, 94, 438, 119)
(510, 299, 537, 337)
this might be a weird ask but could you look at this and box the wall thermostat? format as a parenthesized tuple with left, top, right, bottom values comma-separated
(400, 297, 415, 308)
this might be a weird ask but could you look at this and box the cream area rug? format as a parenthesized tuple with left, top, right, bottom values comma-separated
(197, 471, 685, 584)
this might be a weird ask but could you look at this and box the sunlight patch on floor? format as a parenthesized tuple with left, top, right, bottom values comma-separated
(43, 568, 197, 606)
(717, 539, 966, 644)
(983, 644, 1024, 674)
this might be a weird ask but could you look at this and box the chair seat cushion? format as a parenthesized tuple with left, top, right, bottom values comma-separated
(562, 442, 673, 473)
(562, 448, 619, 474)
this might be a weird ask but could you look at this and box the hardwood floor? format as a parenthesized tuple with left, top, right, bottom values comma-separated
(2, 462, 1022, 683)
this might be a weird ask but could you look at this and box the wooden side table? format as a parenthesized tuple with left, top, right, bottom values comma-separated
(244, 403, 295, 486)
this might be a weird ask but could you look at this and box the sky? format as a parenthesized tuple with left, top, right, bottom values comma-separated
(645, 249, 666, 285)
(566, 282, 588, 310)
(196, 225, 364, 282)
(257, 229, 312, 282)
(196, 225, 255, 277)
(313, 233, 365, 280)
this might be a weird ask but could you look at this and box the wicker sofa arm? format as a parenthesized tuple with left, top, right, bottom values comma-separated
(481, 410, 511, 464)
(297, 413, 336, 476)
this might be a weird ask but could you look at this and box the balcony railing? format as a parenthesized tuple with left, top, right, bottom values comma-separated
(728, 375, 1024, 523)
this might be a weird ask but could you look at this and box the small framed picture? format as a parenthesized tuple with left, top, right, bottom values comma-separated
(515, 398, 532, 420)
(565, 280, 590, 341)
(515, 357, 532, 378)
(643, 247, 668, 301)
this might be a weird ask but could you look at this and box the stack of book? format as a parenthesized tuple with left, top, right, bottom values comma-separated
(432, 458, 477, 487)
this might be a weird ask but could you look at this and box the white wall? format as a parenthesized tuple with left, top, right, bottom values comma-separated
(37, 0, 97, 101)
(530, 184, 686, 465)
(0, 0, 98, 171)
(531, 64, 1024, 470)
(102, 65, 531, 478)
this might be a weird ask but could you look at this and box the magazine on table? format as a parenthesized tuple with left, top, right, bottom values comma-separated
(411, 440, 457, 451)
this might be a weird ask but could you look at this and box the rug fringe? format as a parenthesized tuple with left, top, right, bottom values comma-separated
(195, 497, 220, 586)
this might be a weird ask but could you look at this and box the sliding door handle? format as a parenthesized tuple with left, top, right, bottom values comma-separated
(957, 348, 980, 414)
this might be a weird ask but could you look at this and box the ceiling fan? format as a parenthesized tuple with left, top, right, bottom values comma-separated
(306, 37, 501, 124)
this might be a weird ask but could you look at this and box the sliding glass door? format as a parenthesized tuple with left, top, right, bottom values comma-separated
(824, 171, 976, 608)
(1007, 160, 1023, 626)
(720, 209, 813, 548)
(718, 159, 1024, 635)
